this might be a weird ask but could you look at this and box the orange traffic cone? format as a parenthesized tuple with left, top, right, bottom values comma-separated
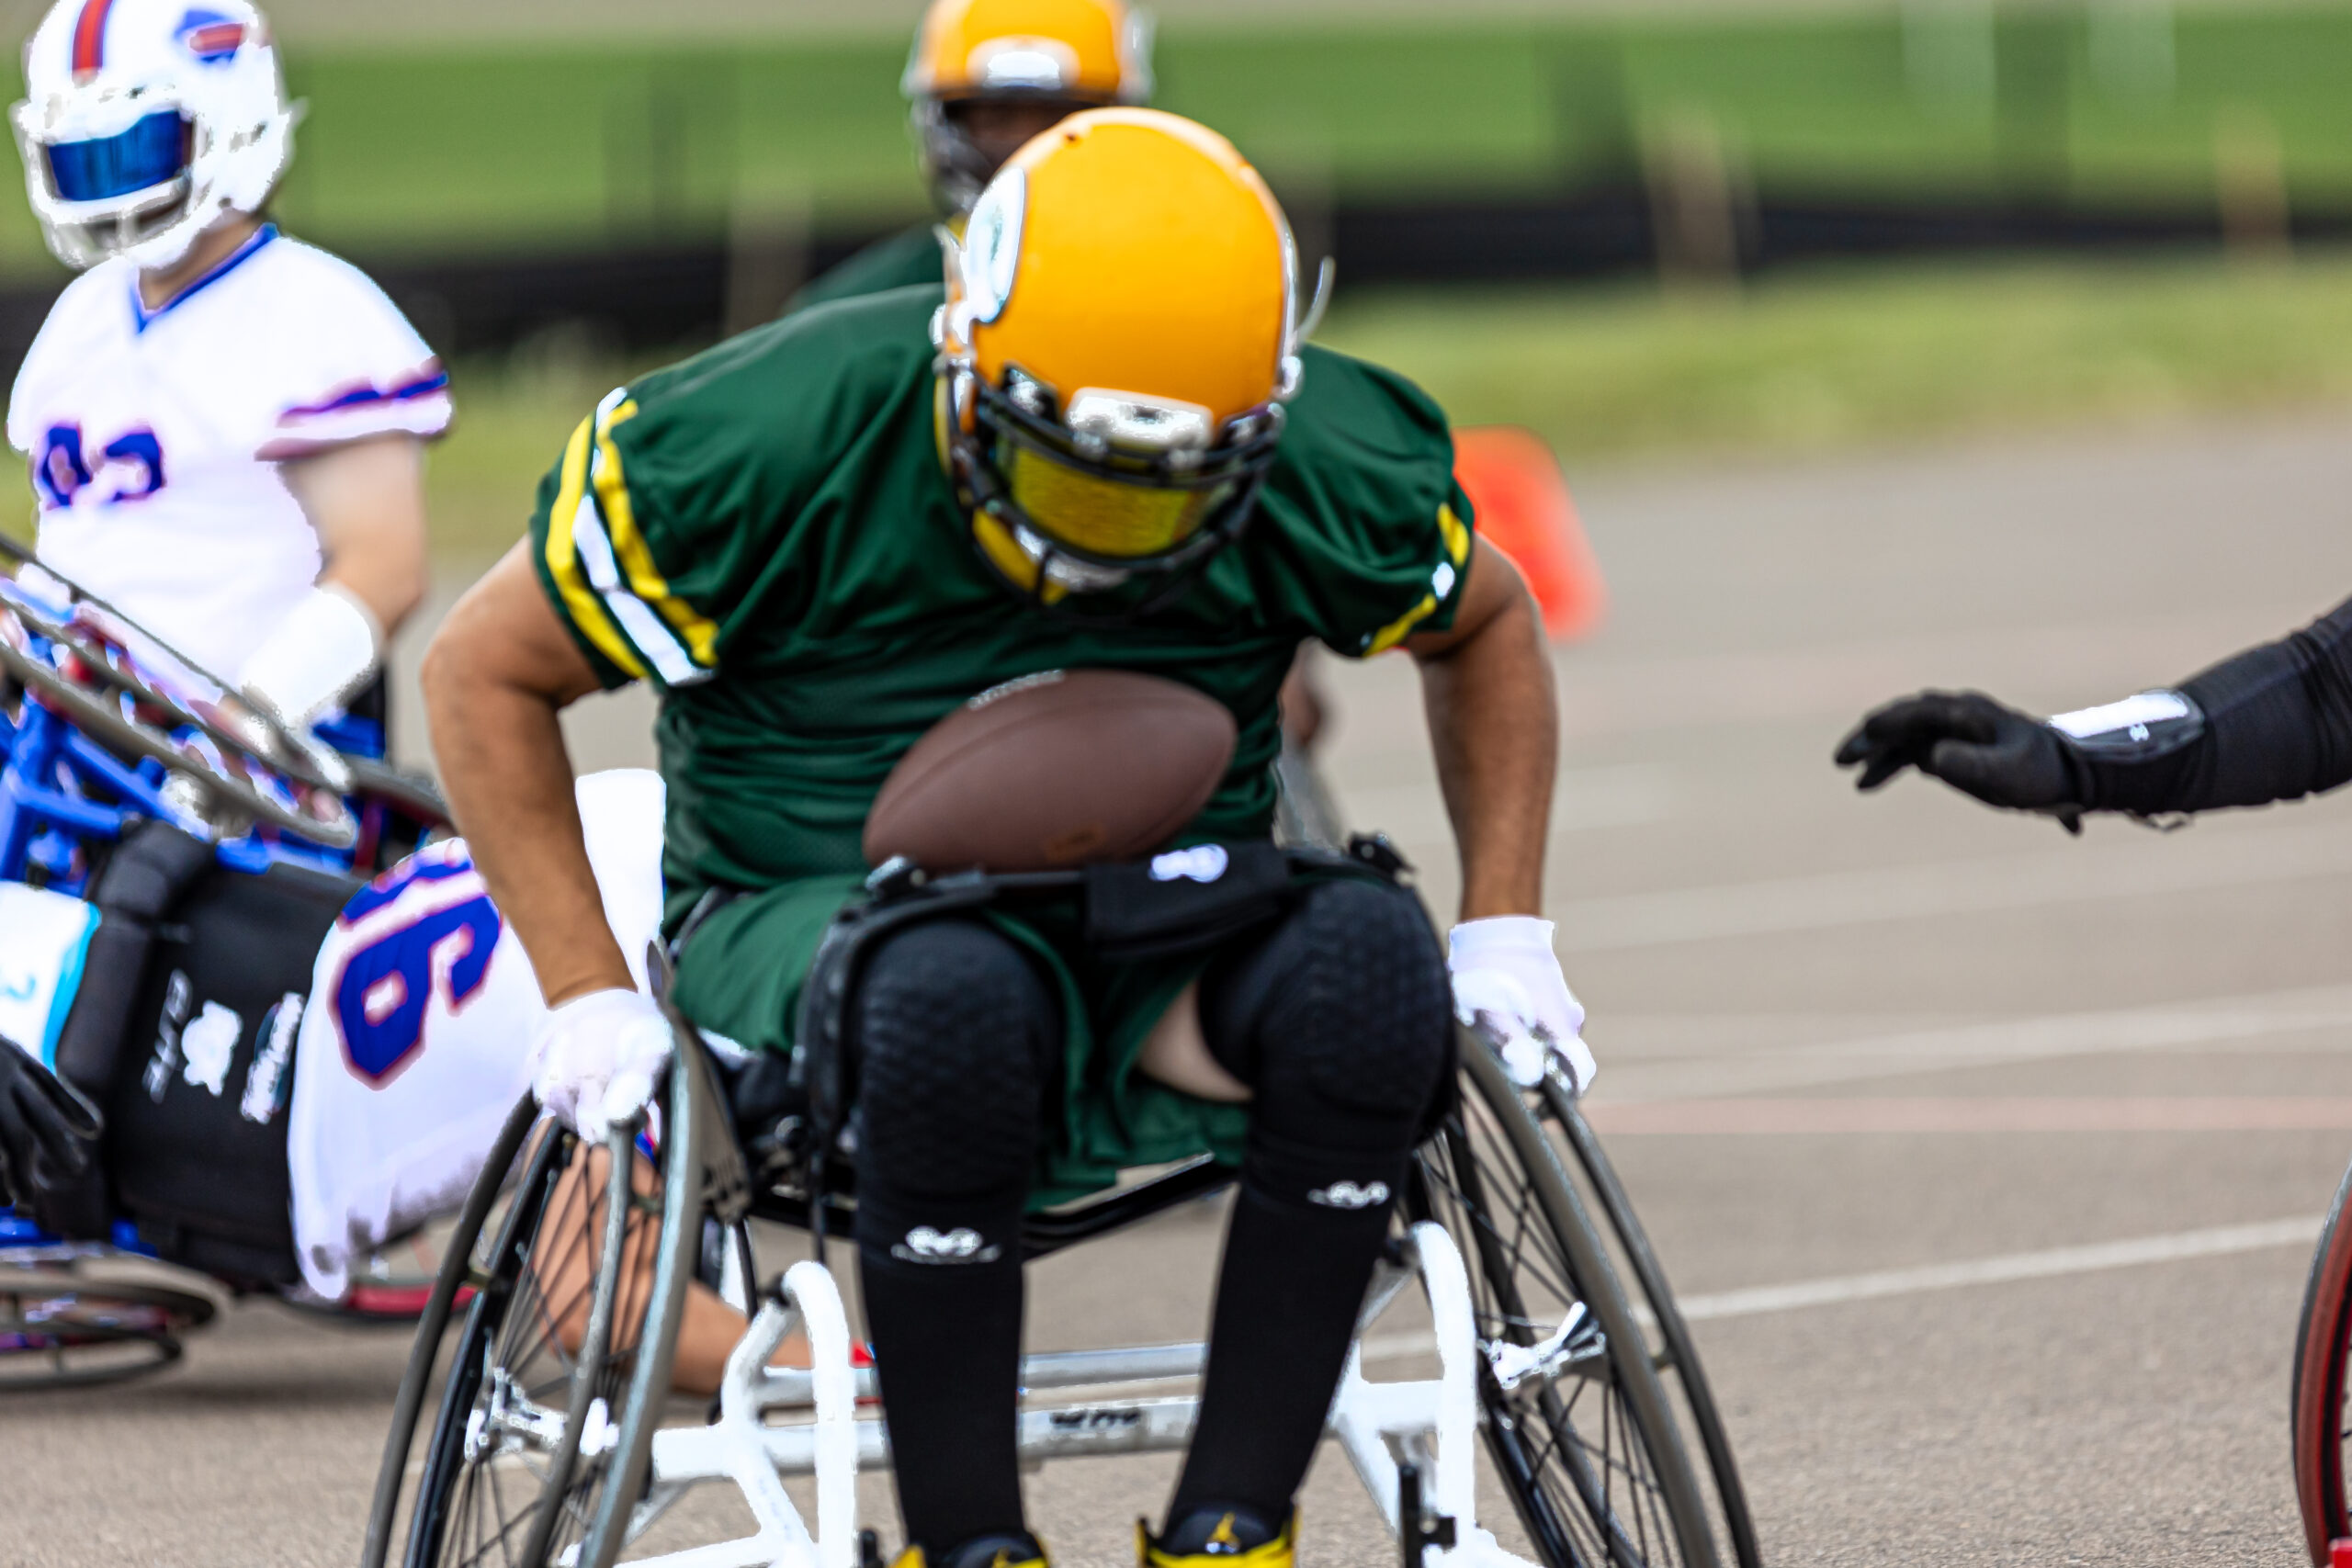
(1453, 425, 1607, 643)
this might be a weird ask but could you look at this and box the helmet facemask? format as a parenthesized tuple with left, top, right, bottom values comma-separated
(946, 358, 1287, 616)
(913, 90, 1100, 219)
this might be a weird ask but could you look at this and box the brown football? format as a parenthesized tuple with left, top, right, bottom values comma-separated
(865, 669, 1238, 874)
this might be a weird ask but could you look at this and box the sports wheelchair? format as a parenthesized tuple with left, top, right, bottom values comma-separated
(0, 536, 450, 1389)
(364, 768, 1760, 1568)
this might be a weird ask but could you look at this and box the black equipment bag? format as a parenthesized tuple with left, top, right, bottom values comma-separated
(101, 849, 356, 1289)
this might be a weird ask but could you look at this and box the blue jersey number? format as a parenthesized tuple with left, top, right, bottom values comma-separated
(34, 425, 165, 509)
(334, 896, 503, 1085)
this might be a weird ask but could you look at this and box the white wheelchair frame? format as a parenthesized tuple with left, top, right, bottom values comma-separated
(616, 1221, 1562, 1568)
(379, 855, 1744, 1568)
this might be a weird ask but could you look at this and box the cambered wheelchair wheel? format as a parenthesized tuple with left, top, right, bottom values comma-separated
(2291, 1154, 2352, 1565)
(1412, 1041, 1724, 1568)
(363, 1045, 711, 1568)
(1533, 1077, 1761, 1568)
(0, 1262, 216, 1391)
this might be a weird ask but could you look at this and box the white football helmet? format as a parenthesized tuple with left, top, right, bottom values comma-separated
(11, 0, 294, 272)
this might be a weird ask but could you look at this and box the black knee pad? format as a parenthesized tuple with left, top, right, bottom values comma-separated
(852, 919, 1058, 1201)
(1202, 877, 1451, 1134)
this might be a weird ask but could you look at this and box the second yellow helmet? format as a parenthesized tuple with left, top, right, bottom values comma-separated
(903, 0, 1154, 216)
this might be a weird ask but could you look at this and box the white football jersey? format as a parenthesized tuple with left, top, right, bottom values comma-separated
(287, 770, 667, 1303)
(6, 225, 452, 677)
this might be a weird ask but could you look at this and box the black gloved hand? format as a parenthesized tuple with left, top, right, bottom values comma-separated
(0, 1039, 102, 1210)
(1833, 690, 2088, 833)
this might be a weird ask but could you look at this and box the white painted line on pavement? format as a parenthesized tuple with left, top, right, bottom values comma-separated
(1551, 817, 2352, 953)
(1674, 1215, 2324, 1323)
(1598, 982, 2352, 1101)
(1584, 1096, 2352, 1134)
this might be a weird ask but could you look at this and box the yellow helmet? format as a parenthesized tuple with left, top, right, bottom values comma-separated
(938, 108, 1316, 611)
(903, 0, 1154, 216)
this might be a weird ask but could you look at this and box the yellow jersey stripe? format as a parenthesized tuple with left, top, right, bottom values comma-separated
(544, 416, 648, 680)
(1438, 501, 1471, 566)
(1363, 501, 1472, 656)
(1365, 591, 1440, 656)
(592, 398, 720, 670)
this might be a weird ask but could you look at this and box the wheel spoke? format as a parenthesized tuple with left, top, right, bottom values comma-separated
(393, 1114, 681, 1568)
(1412, 1093, 1697, 1568)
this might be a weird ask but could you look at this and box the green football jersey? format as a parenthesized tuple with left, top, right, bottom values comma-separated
(531, 283, 1473, 922)
(786, 225, 945, 315)
(526, 282, 1474, 1197)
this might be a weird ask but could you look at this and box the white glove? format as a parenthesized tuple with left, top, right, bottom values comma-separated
(237, 583, 380, 728)
(530, 988, 673, 1136)
(1448, 917, 1597, 1096)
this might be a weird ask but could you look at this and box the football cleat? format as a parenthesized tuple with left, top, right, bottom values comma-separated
(1137, 1506, 1296, 1565)
(892, 1531, 1051, 1568)
(12, 0, 296, 271)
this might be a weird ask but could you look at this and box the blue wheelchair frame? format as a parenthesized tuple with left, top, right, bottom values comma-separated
(0, 581, 412, 1279)
(0, 691, 384, 895)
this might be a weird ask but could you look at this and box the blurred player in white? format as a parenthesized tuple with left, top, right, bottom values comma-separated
(5, 0, 448, 732)
(0, 770, 665, 1309)
(287, 769, 665, 1303)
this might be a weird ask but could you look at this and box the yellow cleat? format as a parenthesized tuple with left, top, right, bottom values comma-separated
(891, 1536, 1051, 1568)
(1136, 1508, 1297, 1566)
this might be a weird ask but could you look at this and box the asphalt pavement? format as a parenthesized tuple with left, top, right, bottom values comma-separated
(15, 412, 2352, 1565)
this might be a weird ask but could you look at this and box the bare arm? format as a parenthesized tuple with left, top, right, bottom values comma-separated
(1407, 539, 1557, 921)
(280, 433, 431, 637)
(422, 542, 632, 1007)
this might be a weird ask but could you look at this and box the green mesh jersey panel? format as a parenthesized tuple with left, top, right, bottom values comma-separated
(527, 283, 1476, 927)
(786, 225, 945, 315)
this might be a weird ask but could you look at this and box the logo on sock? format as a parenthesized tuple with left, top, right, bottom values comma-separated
(1306, 1180, 1391, 1210)
(892, 1224, 1003, 1264)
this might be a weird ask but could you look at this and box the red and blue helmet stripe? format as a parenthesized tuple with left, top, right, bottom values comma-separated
(69, 0, 115, 81)
(178, 9, 245, 62)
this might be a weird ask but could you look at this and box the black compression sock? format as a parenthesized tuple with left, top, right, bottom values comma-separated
(856, 1193, 1028, 1554)
(1169, 1134, 1407, 1526)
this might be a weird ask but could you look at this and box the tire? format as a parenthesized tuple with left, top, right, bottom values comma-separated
(364, 1095, 537, 1568)
(1409, 1041, 1723, 1568)
(363, 1046, 707, 1568)
(1538, 1082, 1763, 1568)
(0, 1264, 215, 1392)
(2291, 1155, 2352, 1565)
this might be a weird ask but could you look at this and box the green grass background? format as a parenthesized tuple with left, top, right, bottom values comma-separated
(385, 252, 2352, 559)
(7, 253, 2346, 557)
(2, 6, 2351, 280)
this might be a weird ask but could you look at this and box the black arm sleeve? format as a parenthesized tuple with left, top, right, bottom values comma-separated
(2081, 595, 2352, 815)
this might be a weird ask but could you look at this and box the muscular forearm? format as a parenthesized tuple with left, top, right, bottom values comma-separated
(2072, 596, 2352, 816)
(1414, 553, 1556, 920)
(422, 554, 632, 1006)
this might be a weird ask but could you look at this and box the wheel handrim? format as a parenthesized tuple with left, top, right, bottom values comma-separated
(1414, 1090, 1700, 1568)
(412, 1125, 663, 1568)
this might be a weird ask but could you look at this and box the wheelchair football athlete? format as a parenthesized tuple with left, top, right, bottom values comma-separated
(392, 110, 1747, 1568)
(8, 0, 448, 753)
